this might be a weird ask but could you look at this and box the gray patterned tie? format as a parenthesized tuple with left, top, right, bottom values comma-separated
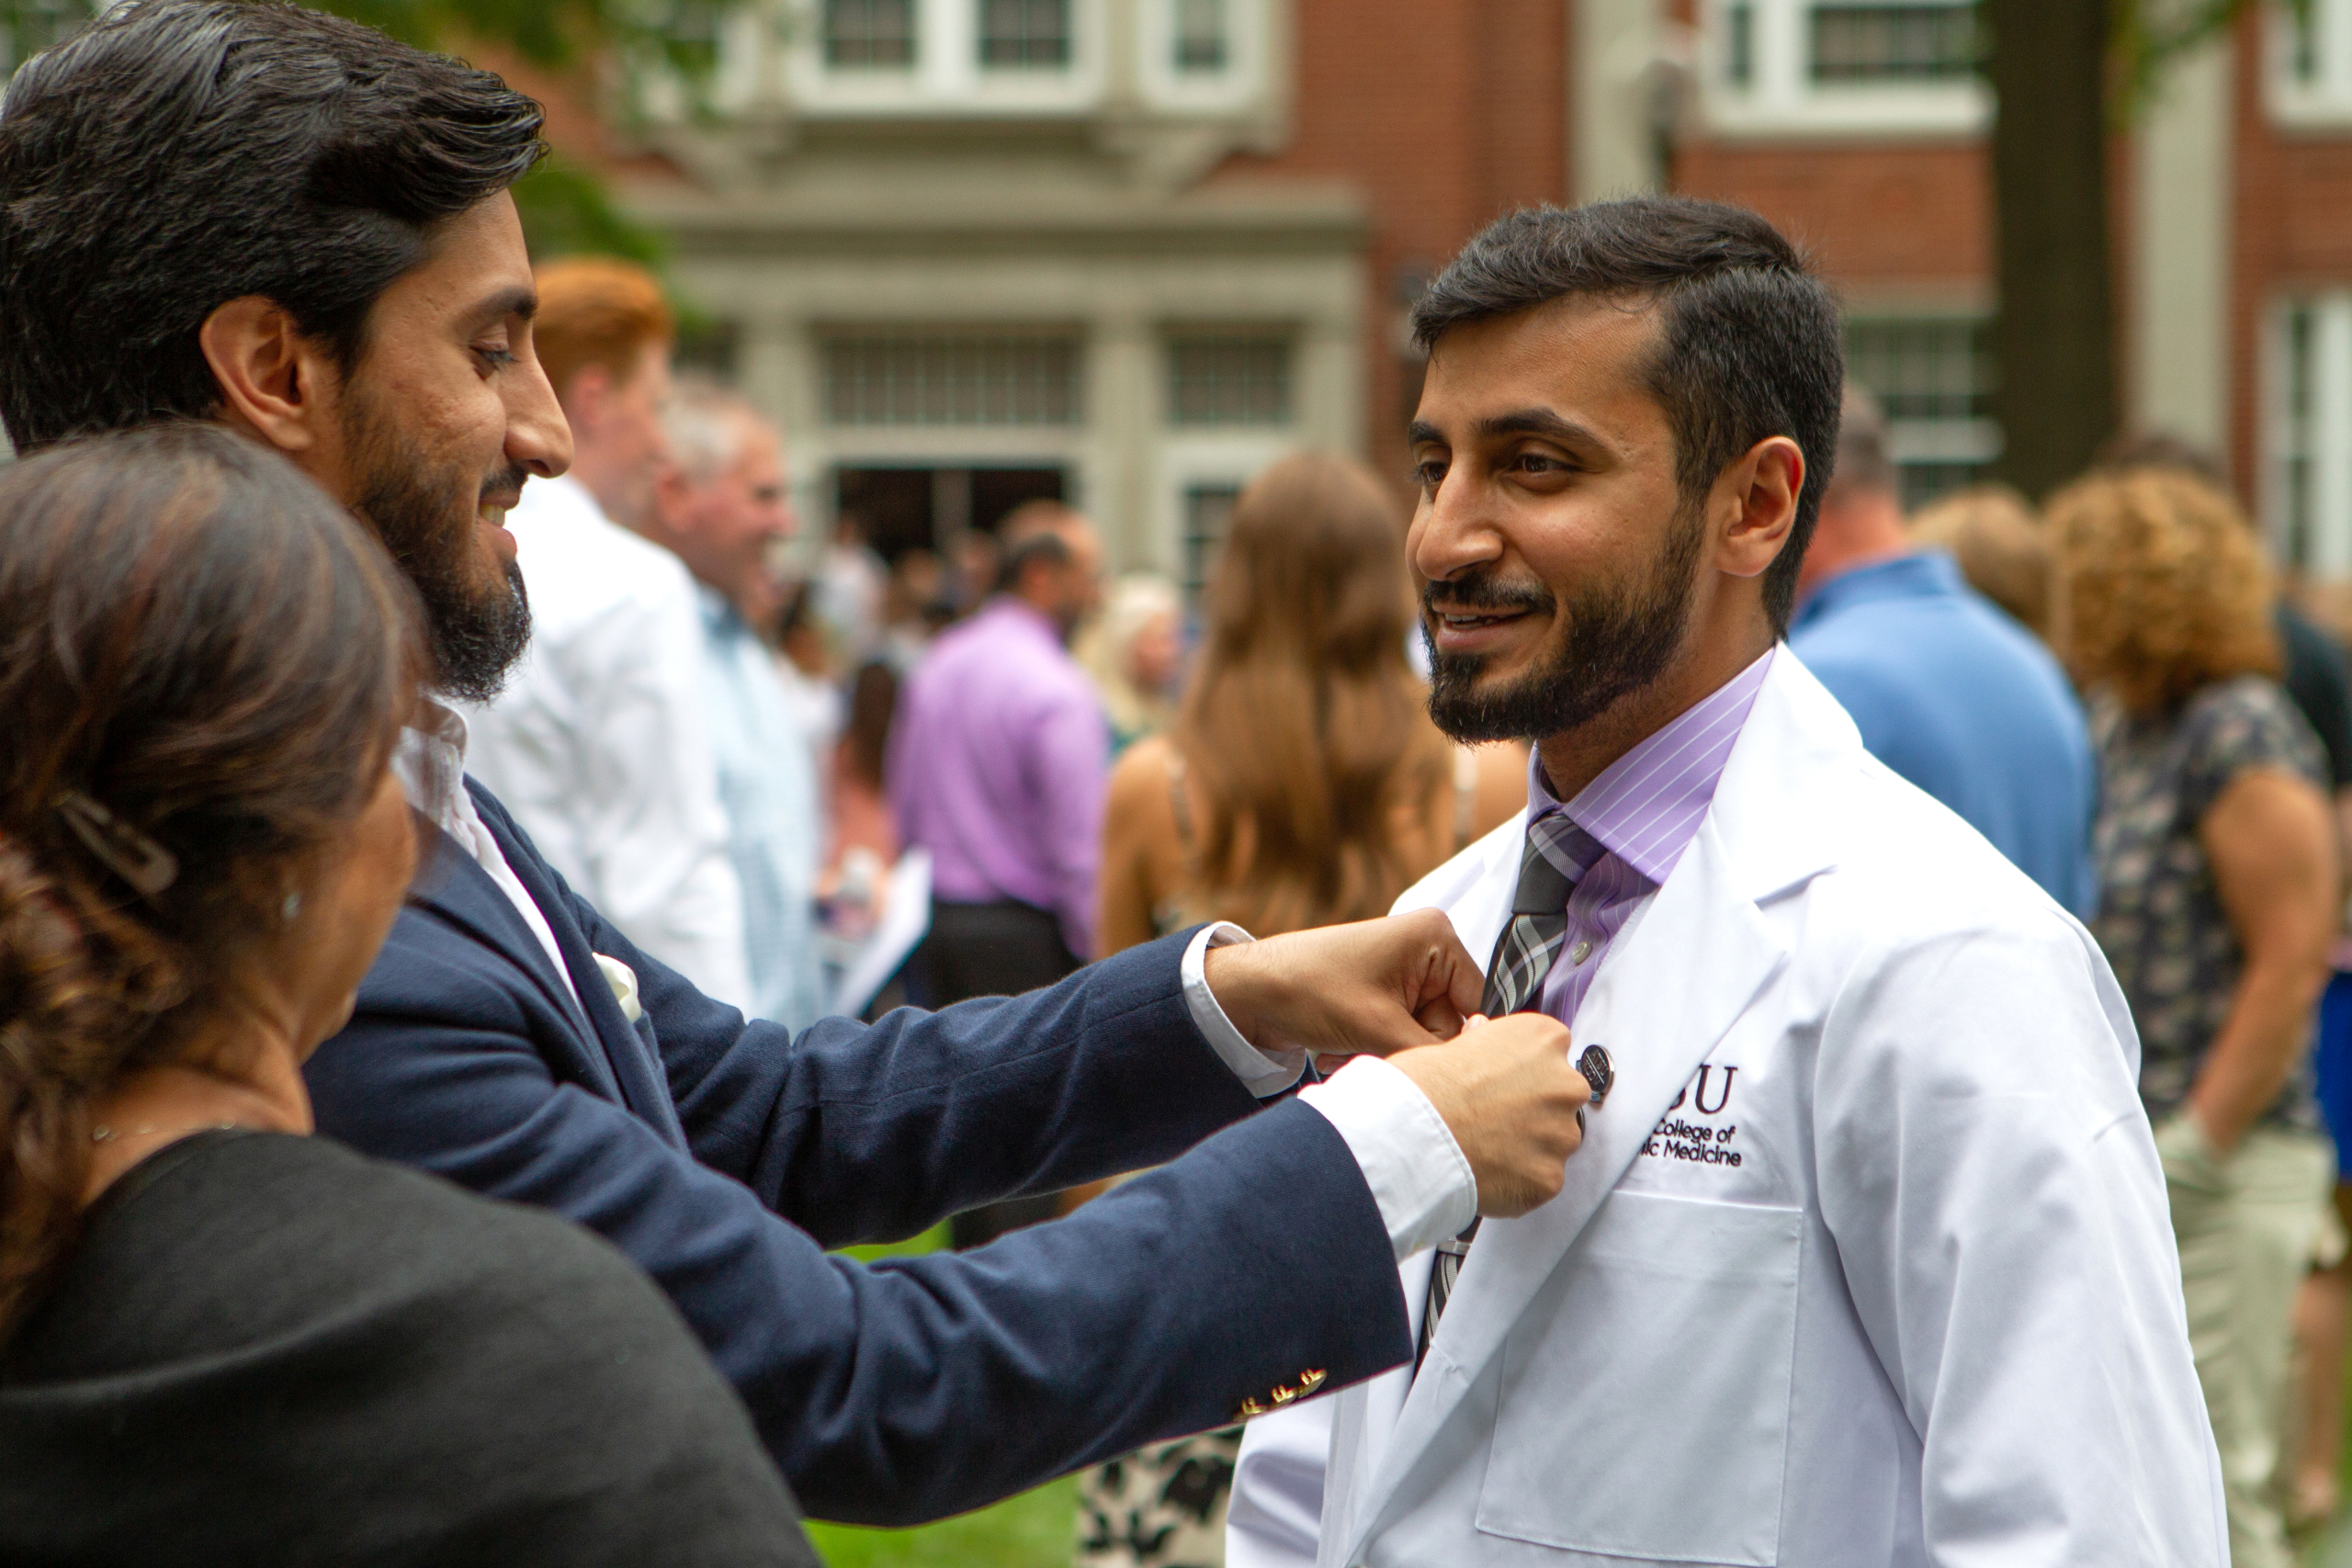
(1418, 814, 1603, 1372)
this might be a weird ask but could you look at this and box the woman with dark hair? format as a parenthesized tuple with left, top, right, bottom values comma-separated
(0, 425, 812, 1566)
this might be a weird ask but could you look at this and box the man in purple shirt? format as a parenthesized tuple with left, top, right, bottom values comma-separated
(890, 502, 1111, 1240)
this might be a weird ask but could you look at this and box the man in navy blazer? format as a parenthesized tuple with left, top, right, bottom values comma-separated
(0, 0, 1597, 1527)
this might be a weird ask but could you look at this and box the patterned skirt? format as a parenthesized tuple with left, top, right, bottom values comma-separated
(1073, 1427, 1245, 1568)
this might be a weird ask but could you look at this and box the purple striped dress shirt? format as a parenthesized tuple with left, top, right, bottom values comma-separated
(1531, 648, 1776, 1029)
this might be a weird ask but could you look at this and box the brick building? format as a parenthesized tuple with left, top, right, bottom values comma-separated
(595, 0, 2352, 584)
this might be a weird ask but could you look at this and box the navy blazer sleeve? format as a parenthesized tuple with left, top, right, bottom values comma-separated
(308, 802, 1411, 1523)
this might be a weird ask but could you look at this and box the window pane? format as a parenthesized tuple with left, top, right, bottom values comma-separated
(1845, 315, 1996, 505)
(1725, 2, 1755, 87)
(823, 333, 1083, 426)
(1184, 484, 1242, 608)
(2286, 305, 2318, 571)
(1844, 316, 1991, 422)
(1174, 0, 1227, 72)
(1809, 3, 1977, 84)
(1168, 336, 1293, 425)
(825, 0, 917, 67)
(979, 0, 1071, 68)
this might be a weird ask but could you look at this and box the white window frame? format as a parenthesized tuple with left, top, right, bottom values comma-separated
(1162, 326, 1298, 429)
(1842, 306, 2001, 507)
(2269, 0, 2352, 128)
(1136, 0, 1265, 112)
(2266, 294, 2352, 578)
(1156, 434, 1289, 602)
(784, 0, 1106, 116)
(1697, 0, 1987, 139)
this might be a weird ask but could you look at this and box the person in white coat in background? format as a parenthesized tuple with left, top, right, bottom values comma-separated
(1226, 197, 2224, 1568)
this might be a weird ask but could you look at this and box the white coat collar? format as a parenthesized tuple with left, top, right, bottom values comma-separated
(1334, 647, 1860, 1563)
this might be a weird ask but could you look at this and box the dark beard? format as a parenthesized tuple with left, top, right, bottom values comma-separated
(344, 391, 531, 705)
(1424, 501, 1708, 743)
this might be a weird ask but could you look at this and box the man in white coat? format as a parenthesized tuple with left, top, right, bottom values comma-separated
(1227, 197, 2224, 1567)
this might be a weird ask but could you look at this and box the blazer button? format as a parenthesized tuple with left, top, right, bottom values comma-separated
(1232, 1368, 1328, 1423)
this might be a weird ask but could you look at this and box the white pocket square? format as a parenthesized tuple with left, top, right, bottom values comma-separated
(594, 953, 643, 1022)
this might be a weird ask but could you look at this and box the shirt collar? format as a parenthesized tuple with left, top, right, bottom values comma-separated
(1527, 646, 1775, 886)
(695, 582, 744, 637)
(394, 695, 471, 834)
(979, 594, 1066, 645)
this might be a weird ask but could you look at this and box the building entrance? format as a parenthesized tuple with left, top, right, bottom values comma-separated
(834, 465, 1069, 561)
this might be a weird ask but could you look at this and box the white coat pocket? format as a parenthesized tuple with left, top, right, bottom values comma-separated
(1475, 1190, 1804, 1566)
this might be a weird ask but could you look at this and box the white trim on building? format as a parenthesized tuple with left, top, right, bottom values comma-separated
(2270, 0, 2352, 128)
(1696, 0, 1988, 139)
(2267, 294, 2352, 578)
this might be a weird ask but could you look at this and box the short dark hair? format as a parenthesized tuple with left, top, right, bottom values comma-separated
(1411, 198, 1845, 636)
(997, 528, 1073, 593)
(0, 0, 546, 450)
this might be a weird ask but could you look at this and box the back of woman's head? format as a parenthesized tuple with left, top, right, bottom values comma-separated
(1176, 452, 1448, 933)
(2045, 464, 2279, 715)
(0, 423, 424, 1329)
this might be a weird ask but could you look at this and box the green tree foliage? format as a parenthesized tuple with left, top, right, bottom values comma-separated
(0, 0, 688, 264)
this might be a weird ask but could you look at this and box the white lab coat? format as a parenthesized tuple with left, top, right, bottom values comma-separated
(1230, 650, 2224, 1568)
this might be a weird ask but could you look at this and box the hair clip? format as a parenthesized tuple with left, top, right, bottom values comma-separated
(55, 790, 179, 899)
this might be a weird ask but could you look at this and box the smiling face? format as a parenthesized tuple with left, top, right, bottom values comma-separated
(289, 193, 571, 700)
(1408, 295, 1801, 774)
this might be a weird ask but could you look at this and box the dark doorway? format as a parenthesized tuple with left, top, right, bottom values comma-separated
(834, 465, 1068, 561)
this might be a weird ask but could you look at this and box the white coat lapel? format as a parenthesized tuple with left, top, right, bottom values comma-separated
(1339, 653, 1849, 1565)
(1394, 807, 1526, 964)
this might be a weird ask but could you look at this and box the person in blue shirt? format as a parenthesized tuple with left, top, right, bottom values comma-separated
(1788, 388, 2098, 915)
(642, 378, 829, 1032)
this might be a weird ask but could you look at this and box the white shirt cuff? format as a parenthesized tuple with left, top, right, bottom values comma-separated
(1181, 921, 1307, 1098)
(1298, 1055, 1478, 1261)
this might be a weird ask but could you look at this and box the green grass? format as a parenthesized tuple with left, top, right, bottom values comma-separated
(808, 1224, 1080, 1567)
(805, 1480, 1079, 1568)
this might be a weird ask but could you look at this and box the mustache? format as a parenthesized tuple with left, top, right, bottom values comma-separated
(1422, 573, 1554, 617)
(479, 463, 530, 512)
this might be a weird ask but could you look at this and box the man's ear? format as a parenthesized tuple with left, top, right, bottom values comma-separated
(198, 296, 343, 455)
(1716, 435, 1804, 581)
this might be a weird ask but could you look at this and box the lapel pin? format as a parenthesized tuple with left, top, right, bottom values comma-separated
(1577, 1044, 1614, 1109)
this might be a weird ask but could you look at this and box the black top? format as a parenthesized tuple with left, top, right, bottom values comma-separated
(0, 1130, 819, 1567)
(2275, 601, 2352, 791)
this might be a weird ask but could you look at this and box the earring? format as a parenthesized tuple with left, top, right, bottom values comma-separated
(282, 890, 302, 924)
